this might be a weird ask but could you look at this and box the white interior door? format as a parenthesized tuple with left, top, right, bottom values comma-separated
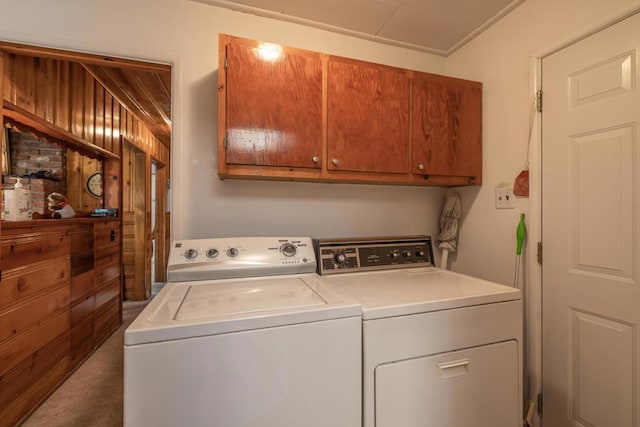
(542, 12, 640, 426)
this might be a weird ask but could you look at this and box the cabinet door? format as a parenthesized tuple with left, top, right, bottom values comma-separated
(412, 74, 482, 182)
(224, 40, 322, 169)
(327, 57, 409, 174)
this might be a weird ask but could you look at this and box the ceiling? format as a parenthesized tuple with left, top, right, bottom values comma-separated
(83, 64, 172, 147)
(0, 40, 173, 149)
(197, 0, 525, 55)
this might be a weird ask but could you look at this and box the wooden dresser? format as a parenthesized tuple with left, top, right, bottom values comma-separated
(0, 218, 121, 427)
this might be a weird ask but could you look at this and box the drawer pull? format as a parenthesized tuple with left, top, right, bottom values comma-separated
(110, 230, 116, 242)
(438, 358, 470, 379)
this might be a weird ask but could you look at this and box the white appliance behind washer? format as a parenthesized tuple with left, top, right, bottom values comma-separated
(315, 236, 523, 427)
(124, 237, 361, 427)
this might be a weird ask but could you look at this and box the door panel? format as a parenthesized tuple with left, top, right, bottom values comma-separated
(571, 125, 633, 278)
(225, 41, 322, 169)
(411, 74, 482, 179)
(122, 141, 148, 301)
(569, 310, 633, 427)
(542, 12, 640, 426)
(327, 57, 409, 174)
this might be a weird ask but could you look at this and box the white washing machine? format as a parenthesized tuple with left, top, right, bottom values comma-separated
(315, 236, 523, 427)
(124, 237, 361, 427)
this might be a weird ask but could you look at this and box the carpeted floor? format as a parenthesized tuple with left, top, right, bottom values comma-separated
(21, 301, 149, 427)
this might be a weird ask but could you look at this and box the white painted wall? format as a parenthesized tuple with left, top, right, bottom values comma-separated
(446, 0, 640, 422)
(446, 0, 640, 284)
(0, 0, 448, 243)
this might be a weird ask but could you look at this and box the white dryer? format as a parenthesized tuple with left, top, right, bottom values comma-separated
(315, 236, 522, 427)
(124, 237, 361, 427)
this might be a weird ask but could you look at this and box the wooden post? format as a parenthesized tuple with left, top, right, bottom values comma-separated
(144, 152, 151, 299)
(1, 50, 4, 278)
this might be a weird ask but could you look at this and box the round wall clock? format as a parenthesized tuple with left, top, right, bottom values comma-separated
(86, 171, 102, 199)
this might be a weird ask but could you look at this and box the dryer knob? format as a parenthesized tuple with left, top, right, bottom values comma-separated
(184, 249, 198, 260)
(227, 247, 239, 257)
(206, 248, 219, 259)
(333, 252, 347, 265)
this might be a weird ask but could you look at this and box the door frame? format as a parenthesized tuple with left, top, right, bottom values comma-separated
(151, 156, 169, 283)
(528, 6, 640, 425)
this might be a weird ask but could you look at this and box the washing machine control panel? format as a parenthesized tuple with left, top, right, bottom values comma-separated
(313, 236, 435, 275)
(167, 237, 316, 282)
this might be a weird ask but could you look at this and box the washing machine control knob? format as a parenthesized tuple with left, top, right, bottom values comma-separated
(389, 252, 400, 259)
(227, 247, 239, 257)
(402, 251, 412, 257)
(206, 248, 219, 259)
(416, 250, 425, 257)
(280, 243, 297, 257)
(184, 249, 198, 260)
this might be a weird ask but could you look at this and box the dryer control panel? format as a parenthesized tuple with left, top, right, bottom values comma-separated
(313, 236, 435, 275)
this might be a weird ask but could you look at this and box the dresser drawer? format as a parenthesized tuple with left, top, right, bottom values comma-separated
(1, 230, 70, 270)
(0, 257, 70, 309)
(0, 285, 69, 344)
(0, 309, 70, 377)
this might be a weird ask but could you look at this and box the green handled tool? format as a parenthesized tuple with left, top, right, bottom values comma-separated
(514, 213, 526, 287)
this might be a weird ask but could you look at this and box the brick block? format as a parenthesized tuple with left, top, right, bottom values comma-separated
(40, 162, 61, 168)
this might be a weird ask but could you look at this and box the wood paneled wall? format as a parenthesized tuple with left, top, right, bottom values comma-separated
(66, 151, 101, 213)
(2, 54, 169, 166)
(0, 219, 121, 427)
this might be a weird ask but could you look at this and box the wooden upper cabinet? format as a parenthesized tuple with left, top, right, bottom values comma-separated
(218, 35, 482, 187)
(327, 57, 409, 174)
(411, 73, 482, 183)
(223, 37, 323, 169)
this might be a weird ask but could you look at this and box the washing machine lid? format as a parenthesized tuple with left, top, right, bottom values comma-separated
(324, 267, 521, 320)
(174, 277, 325, 319)
(125, 274, 361, 345)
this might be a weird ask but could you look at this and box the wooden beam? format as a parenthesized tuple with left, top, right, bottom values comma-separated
(0, 51, 4, 280)
(0, 41, 170, 74)
(3, 101, 119, 160)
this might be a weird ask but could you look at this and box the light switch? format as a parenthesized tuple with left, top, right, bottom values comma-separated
(495, 186, 515, 209)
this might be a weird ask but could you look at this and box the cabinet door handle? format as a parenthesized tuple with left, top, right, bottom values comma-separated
(312, 156, 320, 164)
(332, 158, 340, 166)
(418, 163, 424, 171)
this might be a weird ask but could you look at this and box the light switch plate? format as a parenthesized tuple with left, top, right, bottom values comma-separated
(495, 186, 515, 209)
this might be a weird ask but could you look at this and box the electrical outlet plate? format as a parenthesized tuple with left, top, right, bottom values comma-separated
(495, 186, 515, 209)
